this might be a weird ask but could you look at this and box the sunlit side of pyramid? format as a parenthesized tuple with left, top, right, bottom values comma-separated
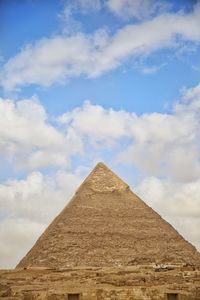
(17, 162, 200, 269)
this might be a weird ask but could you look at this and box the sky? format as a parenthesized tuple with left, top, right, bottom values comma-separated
(0, 0, 200, 268)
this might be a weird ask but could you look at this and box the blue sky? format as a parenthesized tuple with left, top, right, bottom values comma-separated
(1, 0, 200, 115)
(0, 0, 200, 268)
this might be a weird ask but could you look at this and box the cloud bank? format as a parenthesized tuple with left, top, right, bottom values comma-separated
(1, 4, 200, 90)
(106, 0, 170, 20)
(0, 97, 83, 170)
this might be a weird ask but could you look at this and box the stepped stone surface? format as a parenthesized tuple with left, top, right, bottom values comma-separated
(1, 265, 200, 299)
(17, 162, 200, 269)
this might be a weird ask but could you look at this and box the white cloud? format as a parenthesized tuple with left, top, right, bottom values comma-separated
(169, 217, 200, 251)
(182, 82, 200, 103)
(106, 0, 170, 20)
(1, 5, 200, 90)
(135, 176, 200, 218)
(58, 5, 83, 35)
(3, 81, 190, 186)
(0, 171, 83, 223)
(0, 218, 45, 269)
(59, 87, 200, 183)
(0, 97, 83, 170)
(118, 91, 200, 181)
(58, 1, 101, 34)
(141, 63, 165, 74)
(59, 100, 132, 146)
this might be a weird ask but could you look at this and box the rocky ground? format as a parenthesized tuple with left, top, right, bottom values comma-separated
(0, 264, 200, 299)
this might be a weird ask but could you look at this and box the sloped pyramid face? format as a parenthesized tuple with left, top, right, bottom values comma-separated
(17, 163, 200, 269)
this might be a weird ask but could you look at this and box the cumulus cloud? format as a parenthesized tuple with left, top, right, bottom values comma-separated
(58, 1, 102, 34)
(118, 94, 200, 182)
(0, 218, 45, 269)
(1, 4, 200, 90)
(59, 88, 200, 183)
(0, 97, 83, 170)
(136, 176, 200, 218)
(106, 0, 170, 20)
(2, 83, 196, 186)
(0, 172, 64, 222)
(59, 100, 132, 146)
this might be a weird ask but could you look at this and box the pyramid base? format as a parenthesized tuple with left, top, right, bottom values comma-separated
(1, 264, 200, 299)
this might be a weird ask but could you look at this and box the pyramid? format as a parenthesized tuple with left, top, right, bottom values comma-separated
(17, 162, 200, 269)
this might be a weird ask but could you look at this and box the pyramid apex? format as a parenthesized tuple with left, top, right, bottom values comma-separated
(94, 161, 110, 170)
(94, 161, 106, 167)
(83, 161, 129, 193)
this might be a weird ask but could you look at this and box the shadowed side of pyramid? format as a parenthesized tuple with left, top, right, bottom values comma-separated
(16, 162, 200, 269)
